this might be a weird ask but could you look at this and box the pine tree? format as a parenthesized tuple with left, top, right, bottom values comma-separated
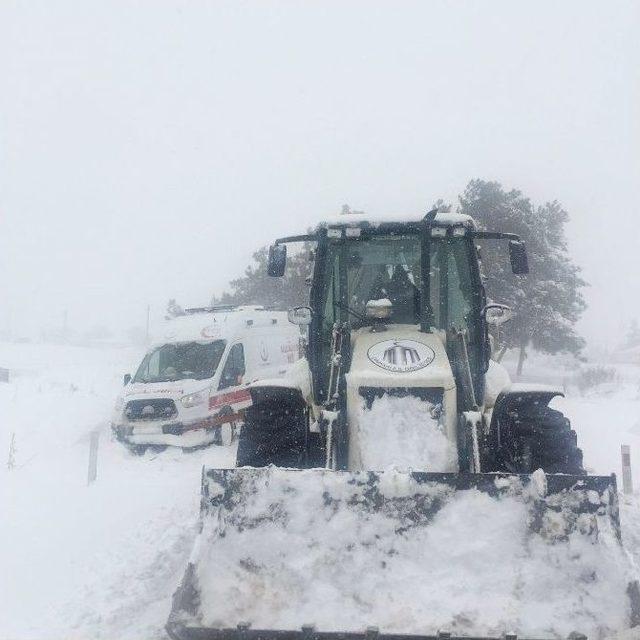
(458, 180, 587, 375)
(213, 245, 313, 310)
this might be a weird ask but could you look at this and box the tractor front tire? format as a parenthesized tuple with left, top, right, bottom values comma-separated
(236, 400, 307, 468)
(500, 405, 584, 475)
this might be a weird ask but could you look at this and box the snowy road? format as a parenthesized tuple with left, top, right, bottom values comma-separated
(1, 342, 640, 639)
(0, 343, 237, 639)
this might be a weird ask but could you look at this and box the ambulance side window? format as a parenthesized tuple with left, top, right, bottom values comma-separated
(218, 344, 245, 390)
(146, 350, 161, 379)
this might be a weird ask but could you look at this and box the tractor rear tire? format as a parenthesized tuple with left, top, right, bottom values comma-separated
(500, 405, 584, 475)
(236, 401, 307, 468)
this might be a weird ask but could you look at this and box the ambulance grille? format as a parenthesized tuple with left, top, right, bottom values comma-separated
(125, 399, 178, 421)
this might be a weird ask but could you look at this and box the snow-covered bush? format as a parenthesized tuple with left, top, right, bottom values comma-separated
(576, 365, 619, 395)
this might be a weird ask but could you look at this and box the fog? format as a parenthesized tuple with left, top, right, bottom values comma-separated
(1, 1, 638, 349)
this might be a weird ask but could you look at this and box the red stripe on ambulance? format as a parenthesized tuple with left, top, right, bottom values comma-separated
(209, 388, 252, 410)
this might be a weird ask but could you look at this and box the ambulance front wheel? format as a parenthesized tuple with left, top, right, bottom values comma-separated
(215, 405, 237, 447)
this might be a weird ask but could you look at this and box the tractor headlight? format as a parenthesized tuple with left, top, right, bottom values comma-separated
(180, 389, 208, 408)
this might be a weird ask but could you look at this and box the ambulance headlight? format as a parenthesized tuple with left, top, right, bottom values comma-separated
(180, 389, 208, 408)
(114, 396, 124, 412)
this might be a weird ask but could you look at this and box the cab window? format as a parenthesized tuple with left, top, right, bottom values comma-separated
(218, 343, 245, 390)
(446, 240, 474, 330)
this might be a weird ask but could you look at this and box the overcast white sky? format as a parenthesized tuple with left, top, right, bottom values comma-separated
(1, 1, 638, 348)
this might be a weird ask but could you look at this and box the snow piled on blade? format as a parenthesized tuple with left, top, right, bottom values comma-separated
(356, 394, 457, 472)
(184, 467, 632, 640)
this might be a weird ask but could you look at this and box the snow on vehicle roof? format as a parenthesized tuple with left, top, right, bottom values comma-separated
(317, 211, 475, 229)
(151, 306, 290, 345)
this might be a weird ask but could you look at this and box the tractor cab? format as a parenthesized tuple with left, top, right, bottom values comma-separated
(306, 214, 487, 409)
(271, 212, 526, 462)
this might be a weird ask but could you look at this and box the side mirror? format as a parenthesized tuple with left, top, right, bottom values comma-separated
(123, 373, 132, 386)
(509, 240, 529, 274)
(268, 244, 287, 277)
(483, 304, 512, 327)
(288, 306, 312, 326)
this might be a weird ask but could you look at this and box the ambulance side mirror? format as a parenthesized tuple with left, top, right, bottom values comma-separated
(268, 244, 287, 277)
(123, 373, 132, 386)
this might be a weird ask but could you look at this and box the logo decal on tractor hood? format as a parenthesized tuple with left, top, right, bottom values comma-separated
(367, 339, 436, 373)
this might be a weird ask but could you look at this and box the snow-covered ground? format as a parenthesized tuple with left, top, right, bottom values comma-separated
(0, 342, 237, 640)
(1, 342, 640, 639)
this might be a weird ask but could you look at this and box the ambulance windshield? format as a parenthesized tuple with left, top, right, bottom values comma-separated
(133, 340, 226, 383)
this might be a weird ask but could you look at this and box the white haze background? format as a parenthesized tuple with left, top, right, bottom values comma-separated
(1, 1, 638, 349)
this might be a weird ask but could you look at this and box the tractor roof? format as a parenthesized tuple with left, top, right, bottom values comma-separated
(316, 210, 476, 231)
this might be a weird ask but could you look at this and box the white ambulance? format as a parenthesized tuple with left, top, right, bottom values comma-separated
(111, 306, 301, 453)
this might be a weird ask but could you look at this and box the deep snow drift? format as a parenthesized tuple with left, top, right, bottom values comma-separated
(2, 341, 640, 639)
(0, 342, 237, 640)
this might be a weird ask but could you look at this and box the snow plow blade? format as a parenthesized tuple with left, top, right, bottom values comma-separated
(167, 629, 558, 640)
(167, 467, 634, 640)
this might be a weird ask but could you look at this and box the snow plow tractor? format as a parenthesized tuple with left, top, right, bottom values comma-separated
(168, 210, 638, 640)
